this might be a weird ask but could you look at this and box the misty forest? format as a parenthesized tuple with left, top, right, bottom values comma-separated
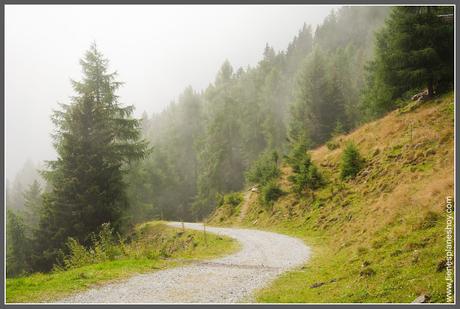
(6, 5, 455, 304)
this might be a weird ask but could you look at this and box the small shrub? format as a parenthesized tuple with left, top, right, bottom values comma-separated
(91, 223, 122, 261)
(287, 138, 325, 194)
(260, 180, 284, 206)
(216, 192, 243, 208)
(326, 140, 340, 150)
(292, 154, 324, 194)
(418, 211, 440, 229)
(245, 150, 280, 185)
(340, 142, 365, 180)
(286, 138, 310, 173)
(360, 267, 376, 277)
(62, 223, 121, 269)
(332, 120, 345, 137)
(215, 193, 225, 208)
(63, 238, 94, 269)
(224, 192, 243, 207)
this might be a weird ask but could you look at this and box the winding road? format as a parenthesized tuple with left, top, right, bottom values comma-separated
(59, 222, 310, 303)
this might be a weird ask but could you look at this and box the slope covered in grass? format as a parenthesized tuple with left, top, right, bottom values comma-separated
(6, 221, 238, 303)
(209, 93, 454, 303)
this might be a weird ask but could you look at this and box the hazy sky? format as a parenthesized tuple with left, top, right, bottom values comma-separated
(6, 4, 341, 181)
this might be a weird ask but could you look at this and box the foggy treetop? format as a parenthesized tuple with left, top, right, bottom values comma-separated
(6, 5, 340, 181)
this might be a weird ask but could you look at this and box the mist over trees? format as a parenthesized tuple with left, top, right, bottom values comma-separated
(6, 5, 454, 277)
(134, 6, 390, 221)
(6, 160, 44, 211)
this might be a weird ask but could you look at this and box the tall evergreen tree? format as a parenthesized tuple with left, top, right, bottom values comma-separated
(193, 61, 245, 218)
(6, 210, 31, 277)
(36, 43, 148, 270)
(21, 180, 43, 236)
(362, 6, 454, 117)
(289, 49, 347, 146)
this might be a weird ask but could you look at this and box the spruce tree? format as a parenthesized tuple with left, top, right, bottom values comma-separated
(37, 43, 148, 270)
(6, 210, 31, 277)
(21, 180, 42, 235)
(289, 48, 347, 146)
(363, 6, 454, 117)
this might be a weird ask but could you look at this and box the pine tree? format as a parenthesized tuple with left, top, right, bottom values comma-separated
(36, 43, 148, 271)
(289, 48, 347, 146)
(340, 142, 364, 180)
(363, 6, 454, 117)
(193, 61, 245, 219)
(21, 180, 42, 236)
(6, 210, 31, 277)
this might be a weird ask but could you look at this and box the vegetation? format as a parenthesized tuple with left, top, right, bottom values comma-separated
(362, 6, 454, 118)
(217, 192, 244, 208)
(209, 93, 454, 303)
(30, 44, 149, 272)
(245, 150, 280, 186)
(6, 5, 454, 304)
(6, 210, 31, 277)
(127, 7, 390, 221)
(6, 222, 238, 303)
(340, 142, 365, 180)
(286, 138, 324, 194)
(260, 180, 284, 207)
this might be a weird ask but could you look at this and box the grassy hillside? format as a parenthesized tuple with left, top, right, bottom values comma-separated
(6, 221, 238, 303)
(209, 93, 454, 303)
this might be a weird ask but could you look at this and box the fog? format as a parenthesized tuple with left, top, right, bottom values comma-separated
(5, 4, 340, 181)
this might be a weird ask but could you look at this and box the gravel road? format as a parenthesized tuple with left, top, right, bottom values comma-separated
(58, 222, 310, 304)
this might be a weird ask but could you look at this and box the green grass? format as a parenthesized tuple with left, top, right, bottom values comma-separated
(255, 219, 448, 303)
(6, 221, 239, 303)
(209, 93, 454, 303)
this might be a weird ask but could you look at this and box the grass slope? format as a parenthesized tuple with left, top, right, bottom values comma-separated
(6, 221, 238, 303)
(209, 93, 454, 303)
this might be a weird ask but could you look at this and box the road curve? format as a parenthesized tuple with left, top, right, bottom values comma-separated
(58, 222, 310, 303)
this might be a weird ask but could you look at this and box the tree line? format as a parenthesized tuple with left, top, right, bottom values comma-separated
(7, 6, 453, 277)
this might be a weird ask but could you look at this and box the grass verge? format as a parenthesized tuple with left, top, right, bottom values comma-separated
(6, 221, 239, 303)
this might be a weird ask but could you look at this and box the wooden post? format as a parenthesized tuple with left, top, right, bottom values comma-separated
(203, 221, 208, 246)
(181, 219, 185, 232)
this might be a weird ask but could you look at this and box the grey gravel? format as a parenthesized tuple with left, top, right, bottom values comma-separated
(58, 222, 311, 304)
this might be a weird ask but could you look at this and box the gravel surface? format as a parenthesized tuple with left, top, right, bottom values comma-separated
(58, 222, 310, 304)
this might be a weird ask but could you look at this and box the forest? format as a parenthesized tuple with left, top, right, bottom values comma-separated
(6, 5, 454, 281)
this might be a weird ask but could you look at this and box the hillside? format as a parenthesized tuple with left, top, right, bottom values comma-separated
(209, 92, 454, 303)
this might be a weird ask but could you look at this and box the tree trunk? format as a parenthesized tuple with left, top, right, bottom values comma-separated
(427, 79, 434, 97)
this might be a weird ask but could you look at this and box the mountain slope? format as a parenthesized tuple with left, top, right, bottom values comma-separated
(209, 92, 454, 303)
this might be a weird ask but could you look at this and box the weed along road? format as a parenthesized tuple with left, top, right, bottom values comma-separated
(59, 222, 311, 303)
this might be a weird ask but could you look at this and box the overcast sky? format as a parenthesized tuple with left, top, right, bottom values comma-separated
(5, 4, 341, 181)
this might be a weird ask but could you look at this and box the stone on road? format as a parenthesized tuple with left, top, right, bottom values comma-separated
(58, 222, 310, 303)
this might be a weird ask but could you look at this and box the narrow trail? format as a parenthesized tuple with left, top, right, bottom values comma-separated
(238, 189, 253, 222)
(58, 222, 311, 304)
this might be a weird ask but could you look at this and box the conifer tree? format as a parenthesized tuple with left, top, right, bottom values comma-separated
(6, 210, 31, 277)
(363, 6, 454, 117)
(289, 48, 347, 146)
(21, 180, 42, 236)
(36, 43, 148, 270)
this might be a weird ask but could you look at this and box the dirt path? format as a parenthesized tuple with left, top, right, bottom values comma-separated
(238, 190, 253, 222)
(58, 222, 310, 304)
